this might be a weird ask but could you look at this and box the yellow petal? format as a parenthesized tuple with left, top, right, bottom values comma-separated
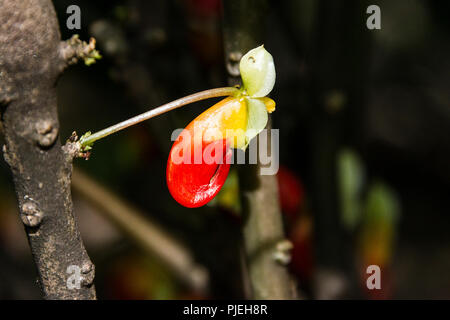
(184, 96, 248, 149)
(259, 97, 276, 113)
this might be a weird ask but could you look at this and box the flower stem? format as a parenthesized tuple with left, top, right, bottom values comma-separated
(80, 87, 240, 147)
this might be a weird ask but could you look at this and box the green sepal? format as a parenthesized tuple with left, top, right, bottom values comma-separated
(241, 97, 268, 150)
(239, 45, 276, 98)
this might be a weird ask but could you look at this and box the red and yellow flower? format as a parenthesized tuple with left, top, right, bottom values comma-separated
(167, 45, 276, 207)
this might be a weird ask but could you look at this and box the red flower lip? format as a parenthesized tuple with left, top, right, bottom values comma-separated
(166, 96, 248, 208)
(167, 138, 232, 208)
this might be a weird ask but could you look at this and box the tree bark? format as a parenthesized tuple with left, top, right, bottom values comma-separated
(0, 0, 96, 299)
(222, 0, 297, 299)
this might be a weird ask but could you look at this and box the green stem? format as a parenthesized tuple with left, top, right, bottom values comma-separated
(80, 87, 240, 147)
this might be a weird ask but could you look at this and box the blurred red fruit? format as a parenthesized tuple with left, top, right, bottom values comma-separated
(289, 215, 314, 283)
(277, 166, 304, 218)
(183, 0, 223, 66)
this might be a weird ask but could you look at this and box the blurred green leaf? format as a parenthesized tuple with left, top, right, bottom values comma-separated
(337, 148, 365, 230)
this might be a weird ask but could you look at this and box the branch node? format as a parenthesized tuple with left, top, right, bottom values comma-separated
(272, 239, 293, 265)
(21, 201, 43, 227)
(226, 51, 243, 77)
(59, 35, 102, 71)
(62, 132, 83, 162)
(35, 119, 58, 148)
(80, 261, 95, 287)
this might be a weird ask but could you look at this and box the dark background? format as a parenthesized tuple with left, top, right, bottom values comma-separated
(0, 0, 449, 299)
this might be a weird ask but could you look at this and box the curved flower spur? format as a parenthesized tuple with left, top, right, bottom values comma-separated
(78, 45, 276, 208)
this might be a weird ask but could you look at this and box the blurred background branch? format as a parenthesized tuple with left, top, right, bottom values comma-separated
(72, 168, 209, 293)
(223, 0, 298, 299)
(307, 0, 373, 298)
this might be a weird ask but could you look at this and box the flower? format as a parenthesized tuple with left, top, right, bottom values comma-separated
(167, 45, 276, 208)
